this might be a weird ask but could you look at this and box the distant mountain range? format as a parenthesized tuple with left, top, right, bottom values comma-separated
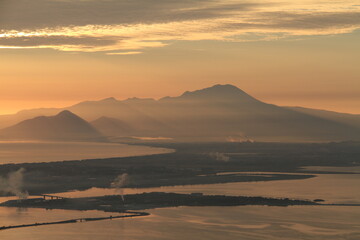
(0, 84, 359, 142)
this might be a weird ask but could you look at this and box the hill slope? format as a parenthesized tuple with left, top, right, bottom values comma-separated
(0, 110, 104, 141)
(0, 85, 359, 142)
(286, 106, 360, 129)
(91, 116, 135, 136)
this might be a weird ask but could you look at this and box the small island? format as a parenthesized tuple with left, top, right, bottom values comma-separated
(0, 192, 322, 231)
(1, 192, 318, 212)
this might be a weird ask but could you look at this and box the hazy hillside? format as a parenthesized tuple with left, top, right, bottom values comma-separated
(118, 85, 359, 141)
(0, 85, 359, 142)
(286, 107, 360, 129)
(91, 116, 136, 136)
(0, 110, 104, 141)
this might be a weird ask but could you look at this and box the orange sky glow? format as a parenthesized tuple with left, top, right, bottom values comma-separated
(0, 0, 359, 115)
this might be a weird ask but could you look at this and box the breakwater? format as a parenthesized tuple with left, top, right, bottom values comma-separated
(0, 211, 149, 231)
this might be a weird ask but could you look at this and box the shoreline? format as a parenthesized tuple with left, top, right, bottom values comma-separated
(0, 141, 174, 165)
(0, 142, 358, 200)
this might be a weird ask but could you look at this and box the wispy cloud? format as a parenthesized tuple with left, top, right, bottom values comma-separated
(0, 0, 359, 53)
(106, 51, 143, 55)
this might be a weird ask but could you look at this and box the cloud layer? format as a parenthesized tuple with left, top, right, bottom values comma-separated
(0, 0, 359, 53)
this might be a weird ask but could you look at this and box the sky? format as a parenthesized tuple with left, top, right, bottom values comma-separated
(0, 0, 359, 115)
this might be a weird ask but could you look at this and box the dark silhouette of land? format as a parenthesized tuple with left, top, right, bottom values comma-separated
(1, 192, 319, 212)
(0, 141, 358, 196)
(0, 192, 320, 232)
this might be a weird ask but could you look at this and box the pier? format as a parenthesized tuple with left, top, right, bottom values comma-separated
(0, 211, 150, 231)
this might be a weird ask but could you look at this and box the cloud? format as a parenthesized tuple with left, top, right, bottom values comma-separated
(219, 11, 360, 36)
(106, 51, 143, 55)
(0, 0, 359, 53)
(257, 11, 360, 30)
(0, 0, 255, 30)
(0, 35, 118, 47)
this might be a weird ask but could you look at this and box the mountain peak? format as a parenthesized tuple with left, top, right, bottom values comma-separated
(56, 110, 78, 118)
(211, 84, 241, 90)
(124, 97, 155, 102)
(100, 97, 118, 102)
(176, 84, 258, 102)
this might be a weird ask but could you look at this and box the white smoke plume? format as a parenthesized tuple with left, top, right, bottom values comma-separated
(111, 173, 129, 202)
(0, 168, 28, 199)
(209, 152, 230, 162)
(226, 133, 254, 143)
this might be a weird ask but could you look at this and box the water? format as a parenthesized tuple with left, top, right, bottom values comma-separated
(0, 206, 359, 240)
(0, 141, 173, 164)
(0, 168, 359, 239)
(55, 172, 360, 204)
(302, 166, 360, 174)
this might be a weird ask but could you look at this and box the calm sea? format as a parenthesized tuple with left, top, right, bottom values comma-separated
(0, 141, 172, 164)
(1, 169, 359, 239)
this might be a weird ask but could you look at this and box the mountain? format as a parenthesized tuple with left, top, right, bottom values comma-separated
(90, 84, 360, 141)
(91, 116, 135, 136)
(0, 110, 104, 141)
(154, 84, 360, 141)
(0, 84, 359, 142)
(286, 107, 360, 129)
(161, 84, 259, 103)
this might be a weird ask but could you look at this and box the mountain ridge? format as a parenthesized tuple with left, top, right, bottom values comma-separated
(0, 84, 358, 142)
